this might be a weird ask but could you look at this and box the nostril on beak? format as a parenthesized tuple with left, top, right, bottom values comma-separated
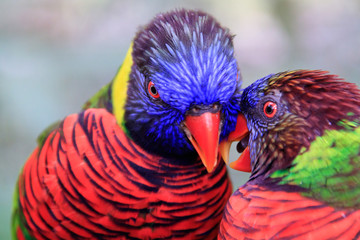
(188, 103, 221, 116)
(210, 103, 221, 112)
(190, 106, 202, 115)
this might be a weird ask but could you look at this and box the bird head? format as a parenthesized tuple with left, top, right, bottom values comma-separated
(112, 9, 241, 172)
(221, 70, 360, 178)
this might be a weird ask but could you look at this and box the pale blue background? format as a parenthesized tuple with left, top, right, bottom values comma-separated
(1, 0, 360, 238)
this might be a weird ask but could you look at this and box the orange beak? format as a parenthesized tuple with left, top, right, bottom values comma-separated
(184, 111, 221, 173)
(219, 114, 251, 172)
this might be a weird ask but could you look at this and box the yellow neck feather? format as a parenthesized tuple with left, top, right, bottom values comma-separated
(112, 43, 133, 132)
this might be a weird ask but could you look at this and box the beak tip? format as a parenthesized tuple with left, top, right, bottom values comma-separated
(184, 112, 221, 173)
(205, 164, 216, 173)
(229, 147, 251, 172)
(201, 156, 218, 173)
(206, 167, 214, 173)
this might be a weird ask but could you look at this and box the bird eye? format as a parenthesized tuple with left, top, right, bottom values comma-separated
(148, 81, 160, 98)
(263, 101, 277, 118)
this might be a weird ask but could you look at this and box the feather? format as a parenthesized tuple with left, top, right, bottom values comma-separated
(219, 70, 360, 239)
(13, 9, 241, 239)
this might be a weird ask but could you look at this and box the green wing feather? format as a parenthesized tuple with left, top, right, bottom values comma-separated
(12, 179, 36, 240)
(11, 181, 20, 240)
(82, 82, 112, 110)
(271, 119, 360, 208)
(36, 120, 62, 153)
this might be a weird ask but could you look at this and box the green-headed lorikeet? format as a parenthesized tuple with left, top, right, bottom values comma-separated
(218, 70, 360, 239)
(12, 9, 242, 240)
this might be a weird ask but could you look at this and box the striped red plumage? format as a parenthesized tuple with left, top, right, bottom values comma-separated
(219, 184, 360, 239)
(18, 108, 232, 239)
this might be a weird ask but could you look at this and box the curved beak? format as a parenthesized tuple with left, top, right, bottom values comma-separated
(184, 111, 221, 173)
(219, 114, 251, 172)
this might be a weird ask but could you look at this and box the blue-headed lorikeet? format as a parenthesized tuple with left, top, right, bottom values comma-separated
(12, 9, 242, 240)
(218, 70, 360, 239)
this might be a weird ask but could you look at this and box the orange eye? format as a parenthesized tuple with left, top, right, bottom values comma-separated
(148, 81, 160, 98)
(263, 101, 277, 118)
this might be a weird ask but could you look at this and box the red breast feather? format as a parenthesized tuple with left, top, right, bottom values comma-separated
(18, 109, 232, 239)
(219, 184, 360, 240)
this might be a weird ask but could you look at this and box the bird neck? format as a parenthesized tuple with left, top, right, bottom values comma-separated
(111, 44, 133, 134)
(82, 44, 133, 135)
(269, 119, 360, 209)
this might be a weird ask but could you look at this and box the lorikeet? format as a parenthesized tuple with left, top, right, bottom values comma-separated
(218, 70, 360, 239)
(12, 9, 242, 240)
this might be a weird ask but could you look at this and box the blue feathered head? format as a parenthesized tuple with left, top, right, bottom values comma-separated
(124, 9, 241, 171)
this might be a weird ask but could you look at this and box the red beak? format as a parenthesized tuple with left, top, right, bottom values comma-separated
(184, 112, 221, 173)
(219, 114, 251, 172)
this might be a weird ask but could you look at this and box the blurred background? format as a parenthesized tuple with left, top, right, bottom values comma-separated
(1, 0, 360, 238)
